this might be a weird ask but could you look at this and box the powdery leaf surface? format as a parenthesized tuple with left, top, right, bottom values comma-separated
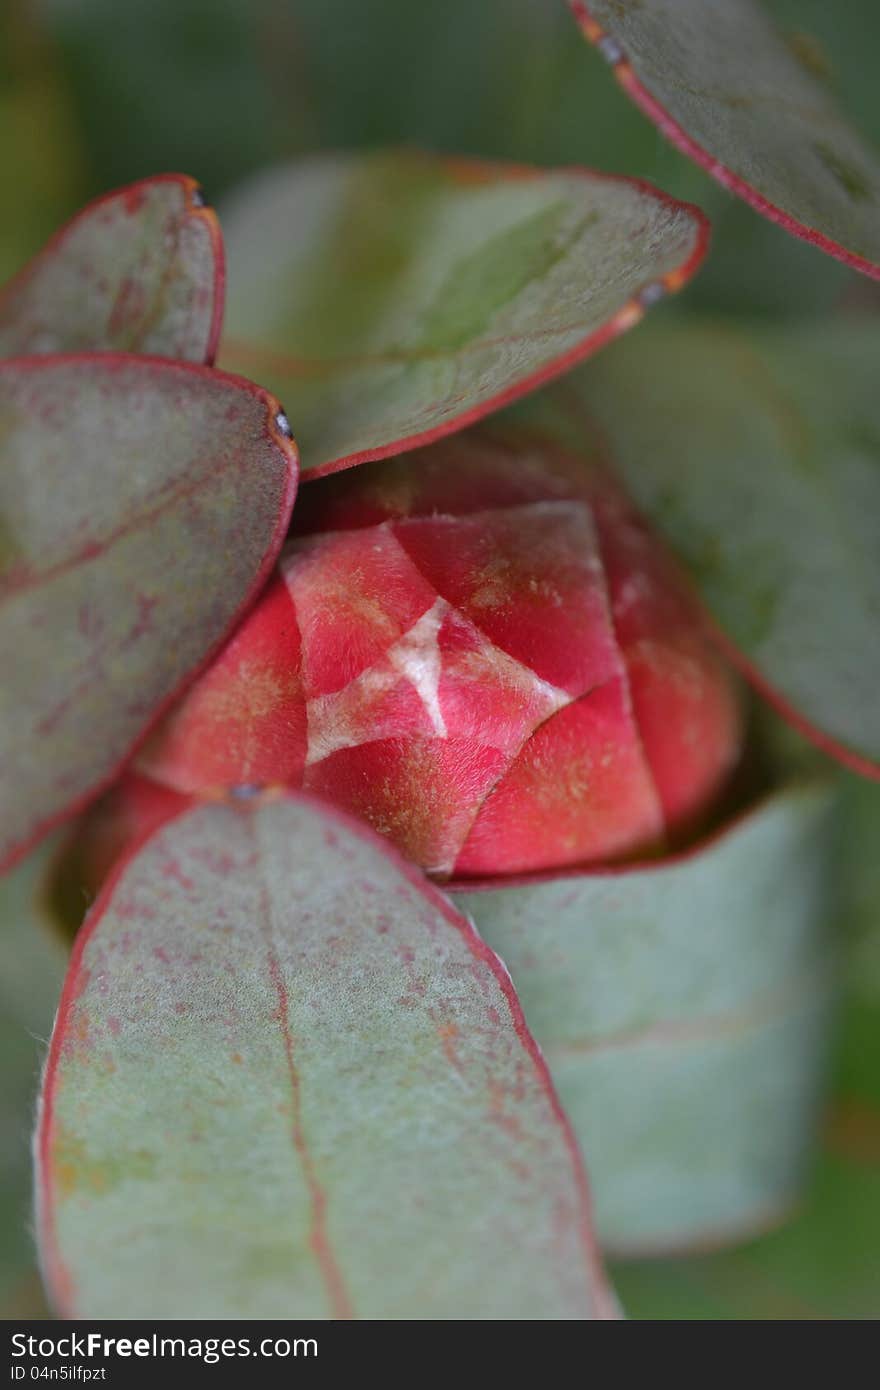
(36, 793, 615, 1320)
(552, 317, 880, 778)
(0, 175, 224, 362)
(453, 781, 837, 1253)
(570, 1, 880, 277)
(0, 356, 298, 870)
(219, 150, 708, 476)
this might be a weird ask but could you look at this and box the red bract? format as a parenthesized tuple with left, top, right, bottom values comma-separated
(132, 431, 743, 878)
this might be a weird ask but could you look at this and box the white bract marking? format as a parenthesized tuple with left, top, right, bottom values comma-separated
(387, 597, 448, 738)
(303, 592, 573, 771)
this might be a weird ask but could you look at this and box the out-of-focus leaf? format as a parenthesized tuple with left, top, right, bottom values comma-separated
(36, 793, 616, 1320)
(611, 1147, 880, 1319)
(453, 781, 837, 1254)
(219, 150, 708, 476)
(765, 0, 880, 150)
(536, 318, 880, 777)
(0, 357, 298, 872)
(0, 175, 224, 363)
(0, 838, 67, 1314)
(570, 0, 880, 277)
(611, 776, 880, 1319)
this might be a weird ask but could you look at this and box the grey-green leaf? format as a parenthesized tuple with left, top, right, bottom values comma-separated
(570, 0, 880, 277)
(541, 317, 880, 777)
(0, 175, 224, 362)
(453, 781, 837, 1253)
(36, 793, 616, 1319)
(219, 150, 708, 476)
(0, 356, 298, 871)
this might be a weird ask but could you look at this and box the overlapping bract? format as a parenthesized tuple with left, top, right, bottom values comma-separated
(136, 430, 743, 878)
(4, 36, 874, 1315)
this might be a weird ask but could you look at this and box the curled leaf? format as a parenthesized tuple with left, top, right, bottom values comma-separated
(219, 150, 709, 476)
(0, 355, 298, 871)
(36, 793, 615, 1320)
(0, 175, 224, 363)
(570, 0, 880, 277)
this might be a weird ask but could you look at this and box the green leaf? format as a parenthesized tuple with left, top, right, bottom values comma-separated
(36, 792, 615, 1319)
(570, 0, 880, 277)
(0, 175, 224, 363)
(540, 317, 880, 777)
(453, 781, 838, 1254)
(218, 150, 708, 476)
(0, 838, 67, 1315)
(0, 357, 298, 872)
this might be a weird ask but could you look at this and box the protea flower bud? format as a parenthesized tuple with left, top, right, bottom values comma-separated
(132, 429, 744, 878)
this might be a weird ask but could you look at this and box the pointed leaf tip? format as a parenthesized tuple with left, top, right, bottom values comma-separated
(36, 791, 616, 1320)
(219, 150, 708, 477)
(570, 0, 880, 278)
(0, 355, 298, 872)
(0, 175, 225, 363)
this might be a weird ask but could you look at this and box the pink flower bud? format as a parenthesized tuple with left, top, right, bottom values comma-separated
(136, 430, 744, 877)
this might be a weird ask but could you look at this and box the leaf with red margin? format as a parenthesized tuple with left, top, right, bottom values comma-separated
(218, 150, 708, 477)
(0, 356, 298, 872)
(35, 791, 617, 1320)
(0, 175, 224, 363)
(570, 0, 880, 279)
(534, 317, 880, 779)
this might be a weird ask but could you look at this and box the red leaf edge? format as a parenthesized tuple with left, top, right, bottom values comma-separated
(569, 1, 880, 282)
(296, 156, 710, 481)
(549, 380, 880, 785)
(0, 174, 227, 365)
(34, 786, 618, 1320)
(0, 353, 298, 875)
(708, 621, 880, 783)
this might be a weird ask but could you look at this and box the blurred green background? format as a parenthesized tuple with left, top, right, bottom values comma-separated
(2, 0, 879, 1319)
(6, 0, 880, 313)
